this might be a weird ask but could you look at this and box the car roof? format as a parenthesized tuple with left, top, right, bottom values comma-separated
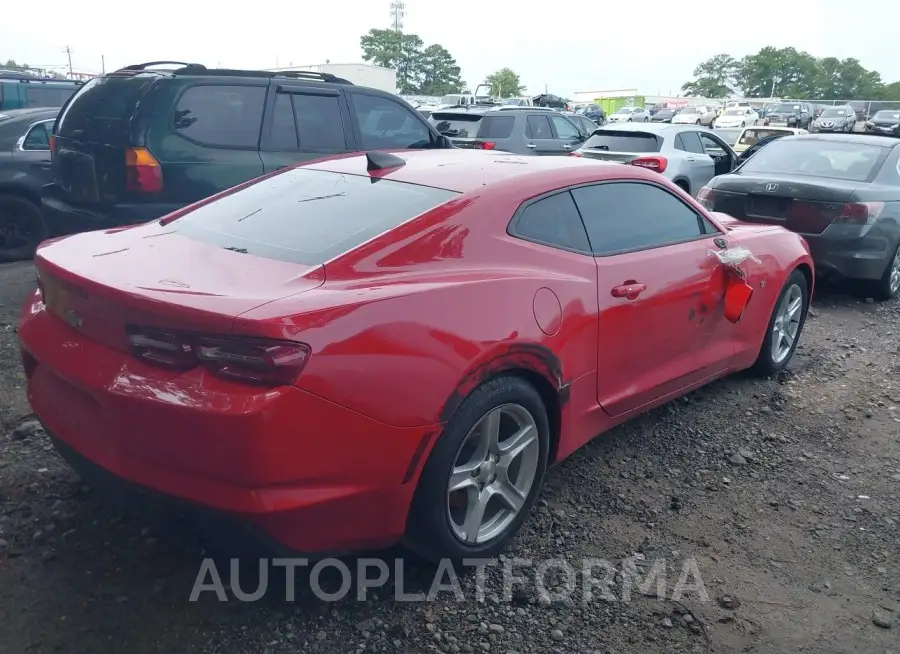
(303, 149, 659, 194)
(593, 122, 685, 135)
(786, 134, 900, 148)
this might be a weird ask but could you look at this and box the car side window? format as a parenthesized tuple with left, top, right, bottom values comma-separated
(525, 115, 553, 139)
(675, 131, 705, 154)
(291, 93, 346, 152)
(268, 92, 299, 150)
(698, 133, 727, 157)
(173, 85, 266, 148)
(511, 191, 591, 252)
(351, 93, 431, 150)
(571, 182, 714, 255)
(550, 115, 581, 139)
(22, 121, 52, 150)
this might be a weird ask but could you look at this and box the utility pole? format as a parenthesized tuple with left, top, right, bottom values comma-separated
(390, 0, 406, 30)
(64, 45, 73, 76)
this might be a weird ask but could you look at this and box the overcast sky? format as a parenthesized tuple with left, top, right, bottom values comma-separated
(2, 0, 898, 97)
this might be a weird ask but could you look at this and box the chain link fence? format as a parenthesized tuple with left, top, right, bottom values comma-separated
(808, 99, 900, 120)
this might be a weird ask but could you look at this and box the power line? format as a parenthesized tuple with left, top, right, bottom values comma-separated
(390, 0, 406, 30)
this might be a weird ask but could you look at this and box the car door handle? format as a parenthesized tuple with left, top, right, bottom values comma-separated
(611, 281, 647, 300)
(685, 157, 696, 162)
(563, 144, 571, 150)
(526, 143, 536, 148)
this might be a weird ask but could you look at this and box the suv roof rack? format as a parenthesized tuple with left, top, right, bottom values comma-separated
(113, 62, 354, 85)
(491, 105, 554, 111)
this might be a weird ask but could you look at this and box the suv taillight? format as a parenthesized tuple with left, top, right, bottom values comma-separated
(125, 147, 163, 193)
(473, 141, 496, 150)
(126, 326, 311, 386)
(697, 186, 715, 209)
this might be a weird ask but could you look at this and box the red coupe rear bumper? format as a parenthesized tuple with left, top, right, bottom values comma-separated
(19, 298, 436, 555)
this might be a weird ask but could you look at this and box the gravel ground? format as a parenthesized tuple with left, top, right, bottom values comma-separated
(1, 260, 898, 654)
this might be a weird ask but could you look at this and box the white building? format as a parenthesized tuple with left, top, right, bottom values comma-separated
(265, 63, 397, 94)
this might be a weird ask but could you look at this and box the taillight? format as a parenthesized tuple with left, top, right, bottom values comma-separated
(125, 147, 163, 193)
(630, 156, 668, 173)
(473, 141, 496, 150)
(697, 186, 715, 209)
(833, 201, 884, 226)
(126, 326, 311, 386)
(569, 150, 584, 157)
(48, 134, 56, 157)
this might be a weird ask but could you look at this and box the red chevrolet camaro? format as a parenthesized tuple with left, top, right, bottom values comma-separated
(19, 149, 814, 561)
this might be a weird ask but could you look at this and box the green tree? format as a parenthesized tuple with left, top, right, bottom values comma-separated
(485, 68, 524, 98)
(686, 47, 891, 100)
(879, 81, 900, 101)
(360, 28, 424, 93)
(680, 54, 738, 98)
(418, 44, 463, 96)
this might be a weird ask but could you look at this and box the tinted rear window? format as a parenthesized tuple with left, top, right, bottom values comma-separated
(739, 139, 886, 182)
(430, 113, 483, 138)
(24, 85, 75, 108)
(57, 76, 157, 142)
(169, 169, 459, 265)
(583, 130, 661, 153)
(477, 115, 515, 139)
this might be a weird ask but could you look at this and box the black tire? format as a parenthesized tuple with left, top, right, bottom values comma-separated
(868, 241, 900, 301)
(751, 269, 809, 376)
(405, 376, 549, 563)
(0, 194, 47, 263)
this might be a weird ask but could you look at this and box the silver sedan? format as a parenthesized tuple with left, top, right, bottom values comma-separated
(571, 122, 738, 197)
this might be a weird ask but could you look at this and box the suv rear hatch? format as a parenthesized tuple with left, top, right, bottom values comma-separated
(576, 129, 662, 163)
(429, 111, 514, 150)
(52, 74, 159, 206)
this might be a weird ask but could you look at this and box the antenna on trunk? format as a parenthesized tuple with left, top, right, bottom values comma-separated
(366, 151, 406, 172)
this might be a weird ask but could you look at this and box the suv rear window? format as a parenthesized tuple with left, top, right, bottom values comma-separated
(169, 168, 459, 265)
(739, 139, 886, 182)
(173, 85, 266, 148)
(583, 130, 661, 153)
(430, 112, 483, 138)
(24, 85, 75, 108)
(57, 76, 157, 143)
(477, 115, 515, 139)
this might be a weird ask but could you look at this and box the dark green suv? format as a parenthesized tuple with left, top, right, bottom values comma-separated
(40, 61, 451, 244)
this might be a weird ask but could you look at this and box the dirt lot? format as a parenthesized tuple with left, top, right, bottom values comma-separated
(0, 260, 898, 654)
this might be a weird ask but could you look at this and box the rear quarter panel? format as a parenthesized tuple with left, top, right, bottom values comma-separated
(234, 189, 600, 429)
(714, 216, 815, 368)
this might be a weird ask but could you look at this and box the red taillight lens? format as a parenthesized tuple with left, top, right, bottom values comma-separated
(125, 147, 163, 193)
(126, 326, 310, 386)
(473, 141, 496, 150)
(630, 156, 668, 173)
(569, 150, 584, 157)
(48, 134, 56, 156)
(834, 201, 884, 225)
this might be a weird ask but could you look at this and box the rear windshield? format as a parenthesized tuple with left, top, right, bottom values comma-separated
(739, 139, 886, 182)
(430, 112, 482, 138)
(56, 75, 156, 142)
(169, 168, 459, 265)
(583, 130, 661, 153)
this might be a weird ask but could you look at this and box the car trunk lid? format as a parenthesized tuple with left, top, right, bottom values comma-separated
(52, 74, 159, 207)
(34, 223, 325, 354)
(707, 174, 860, 234)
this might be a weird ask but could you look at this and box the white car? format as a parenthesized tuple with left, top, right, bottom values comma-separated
(714, 107, 759, 129)
(671, 105, 716, 126)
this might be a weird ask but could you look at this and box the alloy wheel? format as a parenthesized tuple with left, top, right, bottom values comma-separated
(446, 404, 540, 544)
(889, 245, 900, 295)
(771, 283, 804, 364)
